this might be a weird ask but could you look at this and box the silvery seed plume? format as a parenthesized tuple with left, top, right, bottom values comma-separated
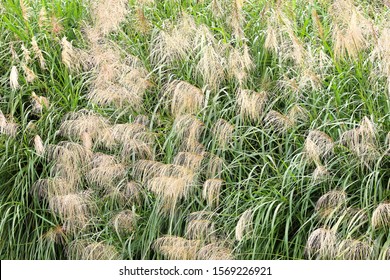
(10, 66, 19, 90)
(205, 153, 224, 178)
(46, 141, 92, 167)
(203, 178, 223, 208)
(287, 104, 308, 125)
(0, 110, 18, 137)
(112, 123, 146, 143)
(165, 80, 204, 117)
(263, 110, 293, 133)
(315, 190, 347, 219)
(31, 177, 78, 199)
(131, 160, 165, 183)
(153, 236, 202, 260)
(212, 118, 234, 149)
(87, 162, 127, 190)
(68, 240, 120, 260)
(172, 114, 205, 143)
(312, 165, 330, 182)
(228, 45, 253, 85)
(197, 242, 234, 260)
(337, 239, 373, 260)
(173, 152, 204, 172)
(42, 225, 66, 245)
(148, 175, 195, 213)
(196, 44, 225, 91)
(235, 208, 254, 241)
(91, 0, 129, 35)
(305, 228, 337, 259)
(31, 92, 49, 115)
(303, 130, 334, 164)
(185, 213, 215, 241)
(371, 202, 390, 229)
(236, 89, 268, 122)
(121, 138, 153, 162)
(110, 210, 138, 235)
(31, 36, 46, 70)
(21, 44, 31, 63)
(105, 180, 143, 206)
(21, 64, 36, 83)
(59, 110, 110, 142)
(33, 135, 45, 156)
(48, 191, 93, 234)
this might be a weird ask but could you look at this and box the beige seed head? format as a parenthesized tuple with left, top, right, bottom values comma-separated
(212, 119, 234, 149)
(197, 242, 234, 260)
(235, 208, 254, 241)
(236, 89, 268, 122)
(111, 210, 138, 235)
(305, 228, 337, 259)
(153, 236, 202, 260)
(185, 216, 215, 240)
(371, 202, 390, 229)
(34, 135, 45, 156)
(337, 239, 372, 260)
(315, 190, 347, 219)
(202, 178, 223, 208)
(263, 110, 293, 133)
(196, 44, 225, 91)
(10, 66, 19, 90)
(68, 240, 119, 260)
(22, 64, 37, 83)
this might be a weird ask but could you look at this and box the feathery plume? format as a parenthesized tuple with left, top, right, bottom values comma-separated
(185, 214, 215, 240)
(68, 240, 119, 260)
(372, 202, 390, 229)
(236, 89, 268, 122)
(111, 210, 138, 235)
(337, 239, 372, 260)
(91, 0, 129, 35)
(205, 153, 224, 178)
(212, 119, 234, 148)
(315, 190, 347, 218)
(202, 179, 223, 208)
(19, 0, 30, 22)
(22, 64, 37, 83)
(197, 242, 234, 260)
(303, 130, 334, 165)
(31, 177, 78, 199)
(31, 92, 49, 114)
(121, 138, 153, 161)
(235, 208, 254, 241)
(87, 162, 127, 190)
(10, 66, 19, 90)
(305, 228, 337, 259)
(173, 152, 204, 172)
(31, 36, 46, 70)
(196, 44, 225, 91)
(228, 44, 254, 85)
(21, 44, 31, 63)
(312, 165, 330, 182)
(153, 236, 201, 260)
(0, 110, 18, 137)
(165, 80, 204, 117)
(287, 104, 308, 125)
(172, 114, 205, 143)
(34, 135, 45, 156)
(263, 110, 293, 133)
(42, 225, 66, 244)
(38, 7, 48, 28)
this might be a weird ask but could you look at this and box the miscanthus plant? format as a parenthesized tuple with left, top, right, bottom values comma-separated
(0, 0, 389, 260)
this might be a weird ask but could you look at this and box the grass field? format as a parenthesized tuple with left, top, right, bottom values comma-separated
(0, 0, 389, 260)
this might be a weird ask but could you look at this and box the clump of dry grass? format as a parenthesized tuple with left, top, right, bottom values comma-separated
(173, 152, 204, 173)
(212, 119, 234, 149)
(86, 159, 127, 190)
(205, 153, 224, 178)
(68, 240, 120, 260)
(153, 236, 202, 260)
(164, 80, 204, 117)
(340, 117, 380, 165)
(371, 202, 390, 230)
(31, 92, 49, 115)
(0, 110, 18, 137)
(105, 181, 143, 206)
(32, 177, 78, 199)
(197, 242, 234, 260)
(305, 228, 337, 259)
(315, 190, 347, 219)
(303, 130, 334, 165)
(228, 44, 253, 85)
(196, 44, 225, 91)
(91, 0, 129, 36)
(21, 64, 36, 83)
(202, 178, 223, 208)
(48, 191, 93, 234)
(337, 239, 372, 260)
(235, 208, 254, 241)
(110, 210, 138, 235)
(236, 89, 268, 123)
(263, 110, 293, 133)
(42, 225, 66, 245)
(185, 212, 215, 240)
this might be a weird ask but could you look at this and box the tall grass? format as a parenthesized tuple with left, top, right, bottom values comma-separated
(0, 0, 389, 260)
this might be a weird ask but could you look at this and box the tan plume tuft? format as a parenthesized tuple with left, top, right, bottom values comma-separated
(263, 110, 293, 133)
(68, 240, 119, 260)
(305, 228, 337, 259)
(315, 190, 347, 218)
(312, 165, 330, 182)
(153, 236, 202, 260)
(10, 66, 19, 90)
(31, 177, 78, 199)
(197, 242, 234, 260)
(337, 239, 372, 260)
(0, 110, 18, 137)
(185, 214, 215, 240)
(235, 208, 254, 241)
(111, 210, 138, 235)
(31, 36, 46, 70)
(202, 179, 223, 208)
(22, 64, 37, 83)
(173, 152, 204, 172)
(34, 135, 45, 156)
(228, 44, 254, 85)
(31, 92, 49, 114)
(303, 130, 334, 165)
(91, 0, 129, 36)
(236, 89, 268, 122)
(371, 202, 390, 229)
(196, 44, 225, 90)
